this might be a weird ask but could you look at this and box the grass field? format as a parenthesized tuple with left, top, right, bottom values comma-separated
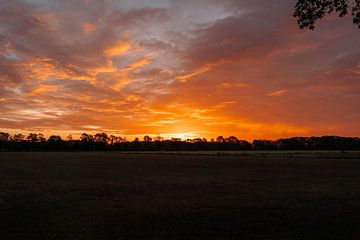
(0, 152, 359, 239)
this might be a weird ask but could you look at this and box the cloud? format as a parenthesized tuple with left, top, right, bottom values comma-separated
(0, 0, 359, 140)
(82, 23, 97, 35)
(104, 41, 132, 56)
(267, 90, 287, 97)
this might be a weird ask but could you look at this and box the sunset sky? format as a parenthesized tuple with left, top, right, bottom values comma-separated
(0, 0, 359, 140)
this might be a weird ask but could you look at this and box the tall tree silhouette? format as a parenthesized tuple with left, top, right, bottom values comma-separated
(294, 0, 360, 29)
(94, 133, 109, 143)
(48, 135, 62, 142)
(143, 135, 152, 142)
(80, 133, 94, 142)
(27, 133, 38, 143)
(0, 132, 10, 142)
(13, 134, 25, 142)
(109, 135, 117, 145)
(216, 136, 225, 143)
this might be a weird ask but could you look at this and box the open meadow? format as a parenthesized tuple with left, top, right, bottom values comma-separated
(0, 152, 359, 239)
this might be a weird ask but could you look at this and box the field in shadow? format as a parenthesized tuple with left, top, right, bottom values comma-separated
(0, 152, 359, 239)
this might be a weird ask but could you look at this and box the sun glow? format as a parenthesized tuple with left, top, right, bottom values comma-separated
(171, 133, 198, 140)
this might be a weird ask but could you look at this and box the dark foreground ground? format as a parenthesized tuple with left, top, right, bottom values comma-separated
(0, 152, 359, 240)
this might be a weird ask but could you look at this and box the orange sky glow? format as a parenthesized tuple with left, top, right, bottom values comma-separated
(0, 0, 359, 141)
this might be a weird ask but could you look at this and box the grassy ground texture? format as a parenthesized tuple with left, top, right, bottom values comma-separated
(0, 152, 359, 239)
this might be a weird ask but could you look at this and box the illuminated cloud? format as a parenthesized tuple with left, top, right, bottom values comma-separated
(267, 90, 287, 97)
(0, 0, 359, 140)
(104, 41, 132, 56)
(83, 23, 97, 35)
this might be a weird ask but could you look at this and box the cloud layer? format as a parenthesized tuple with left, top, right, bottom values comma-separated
(0, 0, 359, 140)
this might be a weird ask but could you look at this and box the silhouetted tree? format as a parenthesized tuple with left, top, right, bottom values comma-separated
(190, 138, 203, 143)
(238, 140, 253, 150)
(48, 135, 62, 142)
(38, 134, 46, 142)
(46, 135, 65, 151)
(252, 140, 278, 150)
(143, 135, 152, 142)
(0, 132, 11, 151)
(109, 135, 117, 145)
(216, 136, 225, 143)
(226, 136, 240, 144)
(94, 133, 109, 143)
(80, 133, 94, 142)
(0, 132, 10, 142)
(276, 137, 308, 150)
(27, 133, 38, 143)
(13, 134, 25, 142)
(294, 0, 360, 29)
(153, 136, 164, 142)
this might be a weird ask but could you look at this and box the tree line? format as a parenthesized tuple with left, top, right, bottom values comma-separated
(0, 132, 359, 151)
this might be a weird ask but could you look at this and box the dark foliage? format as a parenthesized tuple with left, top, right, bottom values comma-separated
(0, 132, 359, 151)
(294, 0, 360, 29)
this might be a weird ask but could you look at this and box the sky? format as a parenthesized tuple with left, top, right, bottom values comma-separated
(0, 0, 359, 140)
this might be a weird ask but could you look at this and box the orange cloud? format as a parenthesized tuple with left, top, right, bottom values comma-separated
(83, 23, 96, 35)
(26, 57, 70, 81)
(27, 84, 60, 96)
(176, 64, 213, 82)
(354, 65, 360, 75)
(104, 41, 132, 56)
(267, 90, 287, 97)
(129, 58, 150, 68)
(220, 82, 249, 88)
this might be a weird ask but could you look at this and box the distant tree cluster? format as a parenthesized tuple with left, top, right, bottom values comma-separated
(0, 132, 359, 152)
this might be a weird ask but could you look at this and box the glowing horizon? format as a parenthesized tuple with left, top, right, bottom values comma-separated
(1, 0, 359, 141)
